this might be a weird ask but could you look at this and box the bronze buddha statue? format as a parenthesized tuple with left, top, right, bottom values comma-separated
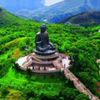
(35, 25, 56, 55)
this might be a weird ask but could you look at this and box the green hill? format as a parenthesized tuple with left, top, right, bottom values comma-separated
(0, 7, 19, 26)
(0, 7, 35, 27)
(0, 8, 100, 100)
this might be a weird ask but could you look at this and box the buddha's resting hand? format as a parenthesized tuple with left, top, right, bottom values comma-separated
(36, 45, 49, 52)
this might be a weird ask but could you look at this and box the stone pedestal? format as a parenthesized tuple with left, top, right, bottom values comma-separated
(16, 51, 71, 73)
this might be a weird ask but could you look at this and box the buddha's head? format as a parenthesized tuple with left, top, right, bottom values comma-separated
(40, 24, 47, 33)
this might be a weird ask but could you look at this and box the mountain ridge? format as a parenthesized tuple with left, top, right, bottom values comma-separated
(16, 0, 100, 23)
(16, 0, 87, 23)
(1, 0, 100, 23)
(61, 11, 100, 26)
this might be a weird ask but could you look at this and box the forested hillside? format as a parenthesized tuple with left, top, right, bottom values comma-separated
(0, 8, 100, 99)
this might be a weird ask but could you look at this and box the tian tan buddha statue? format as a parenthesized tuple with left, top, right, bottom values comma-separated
(35, 25, 56, 55)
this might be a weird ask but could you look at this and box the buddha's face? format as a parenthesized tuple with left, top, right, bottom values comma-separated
(40, 25, 46, 33)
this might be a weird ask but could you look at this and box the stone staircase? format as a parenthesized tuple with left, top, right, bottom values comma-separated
(63, 68, 100, 100)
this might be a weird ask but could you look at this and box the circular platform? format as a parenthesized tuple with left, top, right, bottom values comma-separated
(16, 52, 71, 74)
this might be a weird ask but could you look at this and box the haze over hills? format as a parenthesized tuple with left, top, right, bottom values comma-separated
(32, 0, 86, 23)
(15, 0, 100, 23)
(0, 0, 45, 12)
(0, 0, 100, 24)
(15, 0, 89, 23)
(89, 0, 100, 10)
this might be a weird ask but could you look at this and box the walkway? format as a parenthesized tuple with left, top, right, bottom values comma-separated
(63, 68, 99, 100)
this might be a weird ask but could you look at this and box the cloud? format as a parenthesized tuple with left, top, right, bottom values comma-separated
(45, 0, 63, 6)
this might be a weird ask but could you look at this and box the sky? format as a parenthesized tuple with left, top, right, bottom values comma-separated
(45, 0, 64, 6)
